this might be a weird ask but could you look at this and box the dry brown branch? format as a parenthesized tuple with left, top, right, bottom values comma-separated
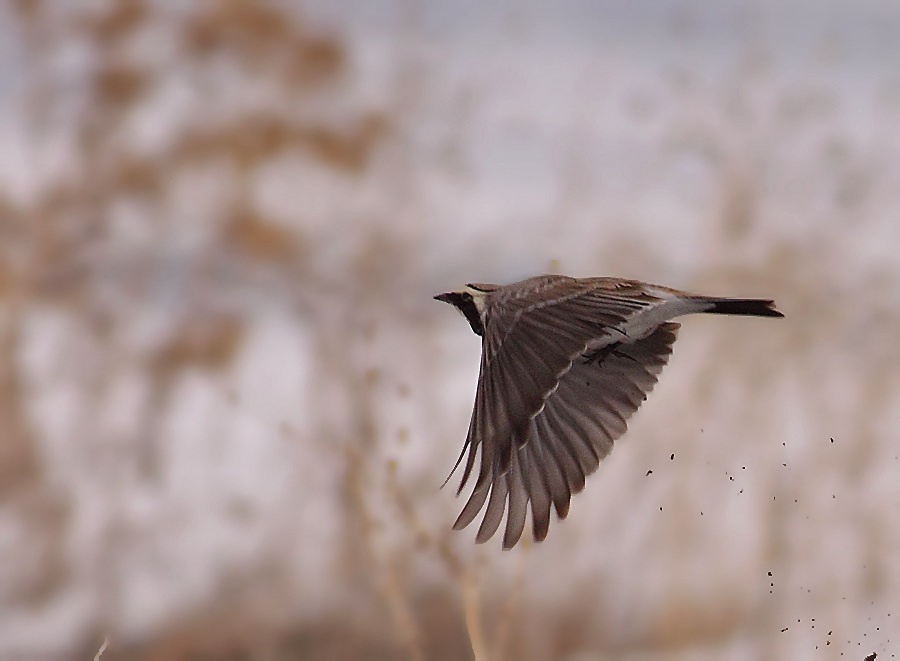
(93, 636, 108, 661)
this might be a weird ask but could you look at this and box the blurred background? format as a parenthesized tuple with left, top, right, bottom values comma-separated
(1, 1, 899, 659)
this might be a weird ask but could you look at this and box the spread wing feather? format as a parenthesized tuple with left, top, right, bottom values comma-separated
(453, 289, 680, 548)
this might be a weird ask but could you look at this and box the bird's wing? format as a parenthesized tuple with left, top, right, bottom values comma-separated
(471, 322, 680, 548)
(450, 285, 644, 492)
(450, 283, 677, 547)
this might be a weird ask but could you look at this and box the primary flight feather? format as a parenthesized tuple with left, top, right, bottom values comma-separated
(435, 274, 783, 549)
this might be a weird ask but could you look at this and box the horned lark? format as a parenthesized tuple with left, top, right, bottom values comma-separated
(435, 274, 783, 549)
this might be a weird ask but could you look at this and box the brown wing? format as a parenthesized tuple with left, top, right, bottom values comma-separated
(448, 285, 646, 500)
(454, 321, 680, 549)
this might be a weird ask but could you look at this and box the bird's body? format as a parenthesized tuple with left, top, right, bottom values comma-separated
(435, 274, 783, 549)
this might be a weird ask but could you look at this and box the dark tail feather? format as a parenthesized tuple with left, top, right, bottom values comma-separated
(700, 297, 784, 318)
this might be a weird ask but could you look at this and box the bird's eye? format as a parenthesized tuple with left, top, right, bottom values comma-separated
(461, 293, 472, 301)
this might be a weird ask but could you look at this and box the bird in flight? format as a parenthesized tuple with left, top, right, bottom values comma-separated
(435, 274, 783, 549)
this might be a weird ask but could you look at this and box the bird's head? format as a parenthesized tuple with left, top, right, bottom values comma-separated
(434, 284, 492, 336)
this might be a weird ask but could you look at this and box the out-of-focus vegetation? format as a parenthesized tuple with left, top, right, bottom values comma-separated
(1, 1, 899, 659)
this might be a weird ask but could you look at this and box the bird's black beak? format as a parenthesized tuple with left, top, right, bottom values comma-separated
(433, 291, 483, 336)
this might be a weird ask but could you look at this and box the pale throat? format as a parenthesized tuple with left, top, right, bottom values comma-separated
(464, 287, 488, 318)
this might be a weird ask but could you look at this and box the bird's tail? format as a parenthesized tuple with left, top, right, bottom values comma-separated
(696, 297, 784, 318)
